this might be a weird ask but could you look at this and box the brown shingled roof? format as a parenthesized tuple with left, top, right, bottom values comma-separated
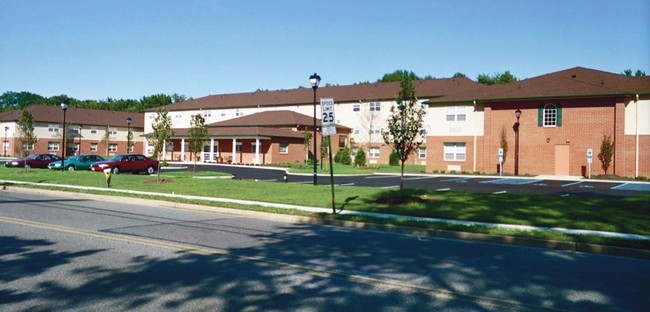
(428, 67, 650, 104)
(0, 105, 145, 128)
(172, 126, 305, 139)
(208, 110, 331, 128)
(150, 77, 483, 112)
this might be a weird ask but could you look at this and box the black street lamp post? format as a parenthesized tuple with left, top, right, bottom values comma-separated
(126, 117, 132, 153)
(60, 101, 68, 171)
(3, 126, 8, 157)
(309, 73, 321, 186)
(514, 108, 521, 176)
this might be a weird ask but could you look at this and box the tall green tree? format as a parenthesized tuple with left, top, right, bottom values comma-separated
(15, 110, 38, 157)
(149, 108, 175, 181)
(382, 76, 426, 190)
(598, 133, 615, 175)
(188, 113, 208, 172)
(477, 71, 518, 85)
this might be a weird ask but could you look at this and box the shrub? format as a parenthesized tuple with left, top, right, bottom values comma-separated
(334, 147, 352, 165)
(354, 148, 366, 167)
(389, 149, 400, 166)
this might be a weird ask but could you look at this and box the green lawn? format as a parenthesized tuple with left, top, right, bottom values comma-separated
(271, 162, 427, 175)
(1, 166, 649, 248)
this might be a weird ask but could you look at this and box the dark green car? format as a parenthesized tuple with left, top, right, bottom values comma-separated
(48, 154, 105, 171)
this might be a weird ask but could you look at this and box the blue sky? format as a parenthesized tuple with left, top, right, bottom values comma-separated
(1, 0, 648, 100)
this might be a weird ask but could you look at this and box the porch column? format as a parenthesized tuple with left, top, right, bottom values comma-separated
(181, 138, 186, 161)
(254, 138, 260, 165)
(210, 138, 215, 162)
(162, 140, 166, 161)
(232, 138, 237, 164)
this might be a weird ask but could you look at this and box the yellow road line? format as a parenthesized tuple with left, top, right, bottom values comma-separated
(0, 215, 563, 311)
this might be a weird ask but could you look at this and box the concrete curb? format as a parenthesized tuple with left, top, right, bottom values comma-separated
(2, 183, 649, 260)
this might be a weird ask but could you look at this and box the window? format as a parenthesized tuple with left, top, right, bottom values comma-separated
(221, 111, 226, 117)
(236, 109, 244, 116)
(338, 136, 347, 148)
(175, 114, 182, 119)
(353, 127, 360, 134)
(2, 141, 8, 153)
(90, 143, 98, 152)
(109, 128, 117, 136)
(352, 103, 360, 112)
(444, 143, 466, 161)
(22, 143, 34, 151)
(108, 144, 117, 152)
(251, 142, 258, 153)
(370, 102, 381, 111)
(48, 124, 59, 133)
(90, 127, 98, 134)
(369, 147, 380, 158)
(235, 142, 243, 153)
(539, 104, 562, 127)
(445, 106, 466, 121)
(203, 110, 212, 118)
(418, 147, 427, 159)
(279, 143, 289, 154)
(48, 141, 59, 151)
(370, 125, 381, 135)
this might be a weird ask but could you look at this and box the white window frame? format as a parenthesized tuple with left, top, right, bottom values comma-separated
(369, 147, 380, 158)
(444, 143, 466, 161)
(370, 125, 381, 135)
(108, 128, 118, 136)
(48, 124, 60, 134)
(90, 127, 98, 134)
(418, 147, 427, 159)
(370, 102, 381, 112)
(235, 142, 243, 153)
(90, 143, 98, 152)
(251, 142, 259, 153)
(543, 104, 557, 127)
(108, 144, 118, 152)
(279, 143, 289, 154)
(352, 103, 360, 112)
(445, 106, 466, 121)
(236, 109, 244, 116)
(23, 143, 34, 151)
(48, 141, 60, 151)
(203, 110, 212, 118)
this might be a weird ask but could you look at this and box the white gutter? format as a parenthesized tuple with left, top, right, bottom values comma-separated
(635, 94, 639, 178)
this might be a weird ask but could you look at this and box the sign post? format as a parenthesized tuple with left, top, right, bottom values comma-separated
(320, 98, 336, 214)
(587, 148, 593, 179)
(498, 148, 504, 176)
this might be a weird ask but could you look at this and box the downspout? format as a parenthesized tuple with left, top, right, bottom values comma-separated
(472, 101, 477, 173)
(635, 94, 639, 178)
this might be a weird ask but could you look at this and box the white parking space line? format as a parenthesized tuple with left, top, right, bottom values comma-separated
(435, 188, 450, 192)
(611, 183, 628, 190)
(403, 176, 436, 181)
(440, 177, 471, 182)
(561, 181, 583, 187)
(492, 191, 507, 194)
(337, 183, 355, 186)
(611, 183, 650, 191)
(365, 176, 398, 179)
(381, 185, 400, 189)
(480, 178, 542, 185)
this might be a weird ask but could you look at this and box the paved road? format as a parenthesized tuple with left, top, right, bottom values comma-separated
(191, 163, 650, 197)
(1, 189, 649, 311)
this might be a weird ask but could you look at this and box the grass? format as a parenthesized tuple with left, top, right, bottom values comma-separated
(272, 162, 427, 175)
(1, 166, 649, 250)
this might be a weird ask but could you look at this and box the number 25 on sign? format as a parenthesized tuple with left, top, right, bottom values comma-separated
(320, 98, 335, 126)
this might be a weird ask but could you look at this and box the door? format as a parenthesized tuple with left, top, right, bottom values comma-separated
(554, 145, 570, 176)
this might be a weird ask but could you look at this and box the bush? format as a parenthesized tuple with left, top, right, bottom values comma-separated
(389, 149, 400, 166)
(354, 148, 366, 167)
(334, 147, 352, 165)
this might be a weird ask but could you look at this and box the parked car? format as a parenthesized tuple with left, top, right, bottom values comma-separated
(48, 154, 105, 171)
(89, 154, 159, 174)
(4, 153, 63, 169)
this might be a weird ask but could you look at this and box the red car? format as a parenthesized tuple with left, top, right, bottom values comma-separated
(4, 153, 63, 169)
(89, 154, 159, 174)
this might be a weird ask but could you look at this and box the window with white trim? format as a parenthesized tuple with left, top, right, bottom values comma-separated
(236, 109, 244, 116)
(109, 128, 117, 136)
(203, 110, 212, 118)
(418, 147, 427, 159)
(23, 143, 34, 151)
(251, 142, 258, 153)
(352, 103, 360, 112)
(370, 125, 381, 135)
(279, 143, 289, 154)
(445, 106, 466, 121)
(370, 102, 381, 111)
(444, 143, 466, 161)
(369, 147, 380, 158)
(90, 127, 98, 134)
(48, 141, 59, 151)
(48, 124, 60, 133)
(235, 142, 243, 153)
(90, 143, 98, 152)
(543, 104, 557, 127)
(108, 144, 117, 152)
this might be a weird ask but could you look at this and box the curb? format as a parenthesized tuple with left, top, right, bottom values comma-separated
(3, 185, 649, 260)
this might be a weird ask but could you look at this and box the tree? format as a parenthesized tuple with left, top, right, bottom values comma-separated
(354, 147, 366, 167)
(188, 114, 208, 172)
(15, 110, 37, 157)
(598, 133, 615, 175)
(377, 70, 420, 83)
(500, 126, 509, 169)
(382, 76, 426, 190)
(452, 72, 468, 79)
(477, 71, 518, 85)
(303, 131, 312, 162)
(149, 108, 175, 181)
(101, 126, 111, 156)
(622, 69, 646, 77)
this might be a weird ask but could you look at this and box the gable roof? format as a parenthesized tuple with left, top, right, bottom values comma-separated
(0, 105, 145, 128)
(171, 126, 306, 139)
(149, 77, 483, 112)
(207, 110, 350, 129)
(428, 67, 650, 104)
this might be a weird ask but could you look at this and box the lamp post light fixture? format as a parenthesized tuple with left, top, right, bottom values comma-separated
(309, 73, 321, 186)
(3, 126, 8, 157)
(126, 117, 132, 153)
(60, 101, 69, 171)
(514, 108, 522, 176)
